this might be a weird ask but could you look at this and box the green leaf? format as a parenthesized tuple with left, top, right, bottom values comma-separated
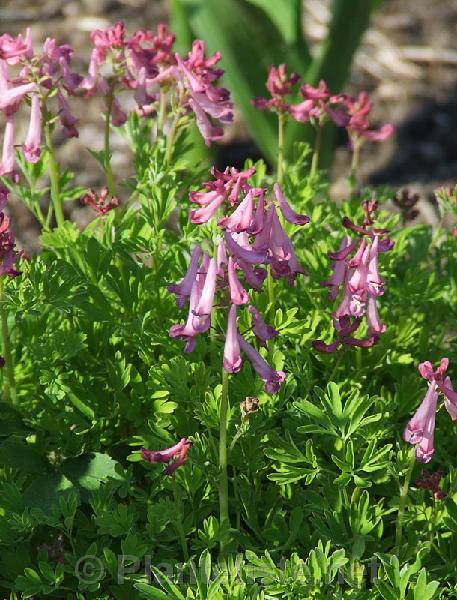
(62, 452, 124, 495)
(0, 437, 49, 473)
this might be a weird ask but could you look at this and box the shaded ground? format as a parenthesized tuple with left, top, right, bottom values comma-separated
(2, 0, 457, 247)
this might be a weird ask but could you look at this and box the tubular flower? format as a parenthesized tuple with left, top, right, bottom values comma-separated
(223, 305, 242, 373)
(314, 200, 392, 352)
(404, 359, 457, 463)
(168, 245, 202, 308)
(141, 437, 191, 475)
(238, 334, 285, 394)
(169, 165, 309, 394)
(22, 92, 42, 163)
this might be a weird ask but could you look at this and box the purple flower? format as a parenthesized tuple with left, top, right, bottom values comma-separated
(168, 245, 202, 308)
(274, 183, 309, 225)
(404, 359, 457, 462)
(0, 29, 33, 64)
(218, 190, 254, 232)
(169, 253, 209, 352)
(404, 380, 438, 463)
(321, 236, 351, 300)
(223, 305, 242, 373)
(224, 231, 270, 265)
(227, 257, 249, 305)
(249, 305, 278, 346)
(22, 92, 42, 163)
(192, 257, 217, 331)
(141, 437, 191, 475)
(0, 115, 15, 176)
(238, 334, 285, 394)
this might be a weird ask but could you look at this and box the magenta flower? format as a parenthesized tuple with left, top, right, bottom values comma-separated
(249, 305, 278, 346)
(238, 334, 285, 394)
(168, 245, 202, 308)
(0, 29, 33, 64)
(252, 64, 299, 113)
(169, 165, 308, 395)
(22, 93, 42, 163)
(223, 305, 242, 373)
(314, 202, 392, 353)
(192, 257, 217, 330)
(141, 437, 191, 475)
(274, 183, 310, 225)
(227, 257, 249, 305)
(404, 359, 457, 462)
(0, 115, 15, 177)
(218, 190, 254, 232)
(404, 380, 438, 463)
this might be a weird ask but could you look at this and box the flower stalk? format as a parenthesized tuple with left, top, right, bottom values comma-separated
(44, 121, 65, 228)
(104, 92, 116, 198)
(395, 446, 416, 553)
(219, 368, 230, 552)
(277, 112, 286, 185)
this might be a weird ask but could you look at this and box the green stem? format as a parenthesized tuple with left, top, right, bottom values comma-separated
(219, 369, 230, 553)
(310, 125, 322, 180)
(44, 123, 64, 228)
(267, 267, 275, 363)
(277, 113, 286, 185)
(158, 90, 167, 134)
(165, 90, 184, 164)
(395, 447, 416, 554)
(349, 139, 361, 195)
(104, 95, 116, 197)
(172, 477, 189, 562)
(0, 278, 17, 405)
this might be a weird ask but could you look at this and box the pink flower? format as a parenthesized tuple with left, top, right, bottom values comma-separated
(218, 190, 254, 232)
(238, 334, 285, 394)
(0, 115, 15, 176)
(192, 257, 217, 330)
(22, 93, 42, 163)
(168, 245, 202, 308)
(252, 64, 299, 113)
(227, 257, 249, 305)
(321, 236, 352, 300)
(141, 437, 191, 475)
(0, 82, 35, 111)
(0, 29, 33, 64)
(274, 183, 309, 225)
(404, 380, 438, 463)
(223, 304, 242, 373)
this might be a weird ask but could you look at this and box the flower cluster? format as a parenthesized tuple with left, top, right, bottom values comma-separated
(168, 165, 309, 393)
(83, 22, 233, 144)
(0, 28, 81, 177)
(253, 64, 393, 147)
(0, 22, 233, 184)
(314, 200, 393, 353)
(0, 185, 21, 277)
(141, 437, 191, 475)
(404, 358, 457, 463)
